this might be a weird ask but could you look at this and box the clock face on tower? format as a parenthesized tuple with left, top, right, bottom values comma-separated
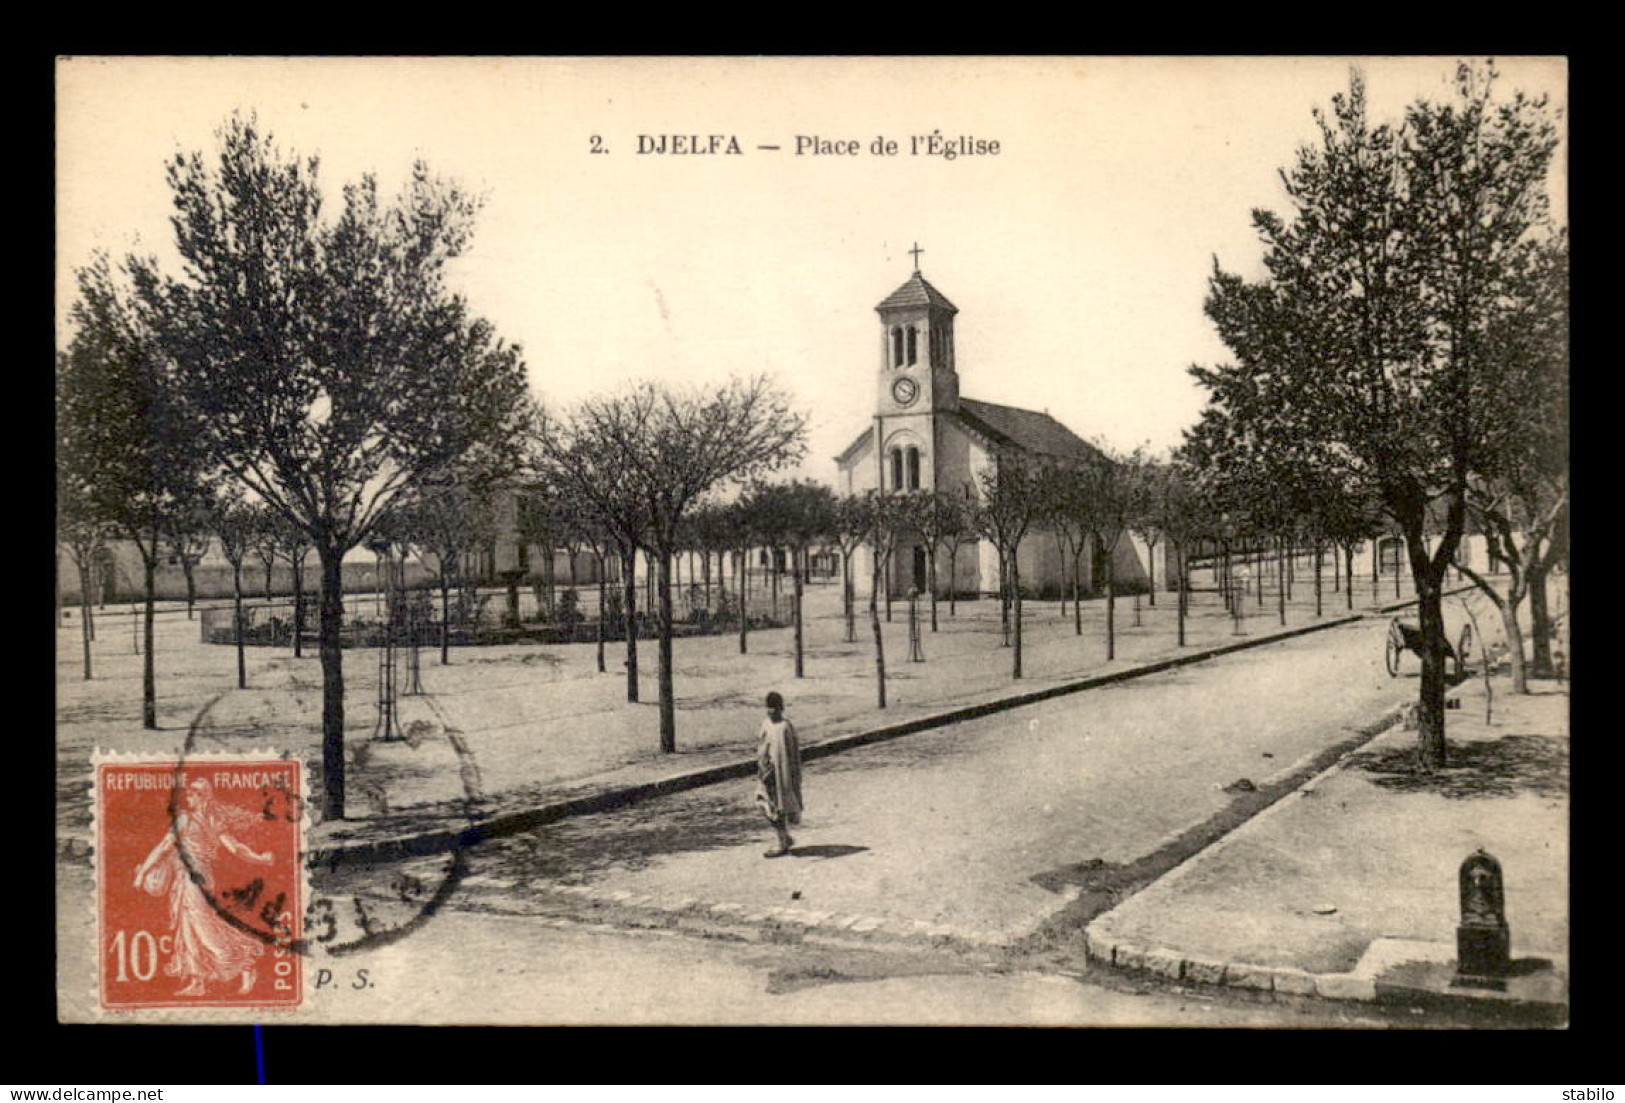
(892, 376, 919, 407)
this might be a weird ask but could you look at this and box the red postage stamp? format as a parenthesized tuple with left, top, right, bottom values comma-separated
(95, 756, 305, 1012)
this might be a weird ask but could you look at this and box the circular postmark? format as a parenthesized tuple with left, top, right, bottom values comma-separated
(170, 679, 483, 963)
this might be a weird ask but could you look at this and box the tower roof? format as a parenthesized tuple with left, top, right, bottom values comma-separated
(875, 271, 958, 314)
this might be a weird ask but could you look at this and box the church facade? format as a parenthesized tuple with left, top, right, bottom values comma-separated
(834, 267, 1156, 599)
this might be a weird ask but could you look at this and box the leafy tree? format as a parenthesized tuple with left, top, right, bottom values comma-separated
(1192, 63, 1560, 769)
(136, 116, 532, 817)
(58, 254, 210, 729)
(57, 464, 116, 680)
(1455, 233, 1568, 689)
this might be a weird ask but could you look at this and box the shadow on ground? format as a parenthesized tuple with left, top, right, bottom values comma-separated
(1346, 735, 1568, 800)
(480, 794, 769, 882)
(790, 844, 869, 860)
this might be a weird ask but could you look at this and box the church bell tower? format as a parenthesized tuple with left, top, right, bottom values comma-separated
(873, 245, 958, 493)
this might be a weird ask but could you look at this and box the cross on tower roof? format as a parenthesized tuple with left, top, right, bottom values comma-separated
(909, 242, 924, 271)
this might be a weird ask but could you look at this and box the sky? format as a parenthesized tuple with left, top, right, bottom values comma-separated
(56, 56, 1567, 484)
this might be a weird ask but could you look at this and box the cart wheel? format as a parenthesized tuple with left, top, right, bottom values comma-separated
(1456, 623, 1474, 676)
(1385, 622, 1402, 677)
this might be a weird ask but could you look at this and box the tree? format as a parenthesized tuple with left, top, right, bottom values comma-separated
(1043, 464, 1095, 637)
(858, 491, 908, 707)
(1455, 233, 1568, 689)
(137, 116, 532, 817)
(395, 470, 500, 665)
(1069, 447, 1151, 661)
(56, 463, 116, 680)
(161, 503, 213, 621)
(831, 495, 870, 644)
(975, 453, 1048, 679)
(211, 493, 259, 691)
(1193, 63, 1560, 769)
(534, 407, 651, 701)
(580, 378, 806, 752)
(540, 378, 804, 750)
(746, 480, 836, 678)
(1149, 461, 1208, 647)
(58, 254, 210, 729)
(274, 512, 314, 657)
(912, 491, 965, 632)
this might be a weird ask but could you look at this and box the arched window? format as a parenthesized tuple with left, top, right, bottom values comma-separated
(906, 326, 918, 366)
(891, 448, 905, 490)
(892, 327, 904, 368)
(906, 447, 921, 490)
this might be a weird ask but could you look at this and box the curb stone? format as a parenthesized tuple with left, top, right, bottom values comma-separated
(1080, 687, 1565, 1012)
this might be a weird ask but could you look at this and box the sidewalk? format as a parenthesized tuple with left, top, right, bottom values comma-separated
(1083, 673, 1568, 1018)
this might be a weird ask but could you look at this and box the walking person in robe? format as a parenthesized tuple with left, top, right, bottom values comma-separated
(754, 691, 803, 858)
(132, 777, 275, 997)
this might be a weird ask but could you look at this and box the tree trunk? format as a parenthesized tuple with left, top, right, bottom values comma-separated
(1345, 545, 1355, 611)
(1176, 543, 1188, 647)
(141, 550, 157, 729)
(596, 553, 607, 674)
(78, 562, 94, 680)
(292, 557, 305, 658)
(1072, 551, 1083, 636)
(232, 562, 246, 690)
(317, 544, 347, 820)
(1404, 527, 1453, 772)
(1498, 598, 1529, 695)
(870, 551, 887, 708)
(1277, 538, 1286, 627)
(1146, 538, 1158, 606)
(770, 548, 780, 620)
(1105, 548, 1116, 661)
(947, 548, 958, 617)
(621, 546, 639, 703)
(793, 546, 805, 678)
(1527, 564, 1555, 678)
(842, 549, 855, 643)
(439, 575, 451, 665)
(1011, 548, 1024, 679)
(657, 546, 677, 754)
(927, 545, 939, 632)
(999, 553, 1010, 646)
(738, 547, 749, 654)
(183, 563, 197, 620)
(1313, 543, 1323, 618)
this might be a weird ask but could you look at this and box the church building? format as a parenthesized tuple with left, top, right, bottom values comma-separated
(834, 262, 1155, 599)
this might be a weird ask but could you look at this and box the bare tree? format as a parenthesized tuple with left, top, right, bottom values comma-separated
(569, 378, 806, 753)
(975, 453, 1048, 679)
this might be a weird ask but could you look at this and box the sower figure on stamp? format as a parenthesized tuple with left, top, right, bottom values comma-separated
(133, 778, 275, 996)
(754, 691, 803, 858)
